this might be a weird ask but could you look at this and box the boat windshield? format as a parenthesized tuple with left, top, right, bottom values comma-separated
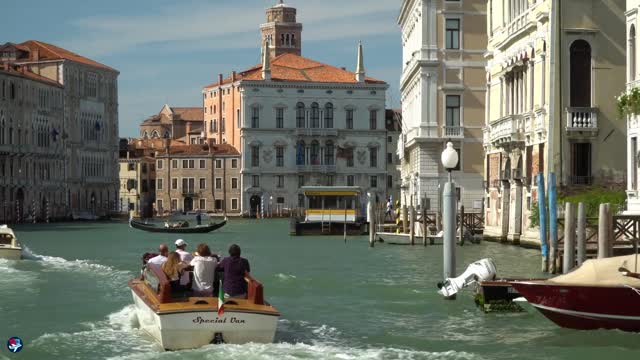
(0, 234, 13, 246)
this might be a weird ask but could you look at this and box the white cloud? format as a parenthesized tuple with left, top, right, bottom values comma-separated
(62, 0, 400, 56)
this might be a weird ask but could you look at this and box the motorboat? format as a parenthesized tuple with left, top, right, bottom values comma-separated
(512, 254, 640, 332)
(438, 258, 497, 297)
(129, 263, 279, 350)
(0, 225, 22, 260)
(129, 218, 227, 234)
(375, 231, 442, 245)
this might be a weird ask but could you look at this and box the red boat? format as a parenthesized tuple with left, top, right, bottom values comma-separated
(512, 255, 640, 332)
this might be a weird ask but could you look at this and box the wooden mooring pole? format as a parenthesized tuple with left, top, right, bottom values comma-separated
(458, 205, 465, 246)
(422, 208, 427, 246)
(368, 194, 375, 248)
(409, 205, 415, 246)
(576, 202, 586, 266)
(562, 202, 576, 274)
(597, 203, 609, 259)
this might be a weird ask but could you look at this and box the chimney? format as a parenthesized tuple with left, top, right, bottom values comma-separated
(33, 49, 40, 61)
(355, 41, 366, 83)
(186, 121, 192, 135)
(341, 67, 346, 71)
(232, 71, 237, 82)
(262, 40, 272, 81)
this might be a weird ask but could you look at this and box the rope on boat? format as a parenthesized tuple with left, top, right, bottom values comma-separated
(624, 285, 640, 297)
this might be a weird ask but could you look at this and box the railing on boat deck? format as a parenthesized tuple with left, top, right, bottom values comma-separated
(143, 264, 266, 305)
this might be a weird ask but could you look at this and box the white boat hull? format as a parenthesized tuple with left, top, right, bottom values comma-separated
(0, 247, 22, 260)
(376, 232, 441, 245)
(132, 290, 279, 350)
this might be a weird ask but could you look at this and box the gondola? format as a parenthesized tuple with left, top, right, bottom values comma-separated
(129, 218, 227, 234)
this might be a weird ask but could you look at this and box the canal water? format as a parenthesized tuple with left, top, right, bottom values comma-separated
(0, 219, 638, 359)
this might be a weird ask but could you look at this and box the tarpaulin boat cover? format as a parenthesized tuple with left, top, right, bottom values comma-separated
(549, 255, 640, 287)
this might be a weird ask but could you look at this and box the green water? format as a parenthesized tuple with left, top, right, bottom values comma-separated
(0, 219, 639, 360)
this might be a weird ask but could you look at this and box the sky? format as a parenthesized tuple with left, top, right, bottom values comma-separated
(1, 0, 403, 137)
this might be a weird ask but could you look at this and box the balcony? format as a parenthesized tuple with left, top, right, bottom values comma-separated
(181, 189, 198, 197)
(566, 107, 598, 133)
(294, 128, 338, 137)
(296, 164, 337, 173)
(442, 126, 463, 139)
(488, 114, 525, 147)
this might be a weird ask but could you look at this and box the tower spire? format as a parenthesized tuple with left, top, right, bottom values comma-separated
(356, 41, 365, 83)
(262, 40, 272, 80)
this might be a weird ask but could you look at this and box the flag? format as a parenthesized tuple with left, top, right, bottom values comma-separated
(217, 280, 225, 316)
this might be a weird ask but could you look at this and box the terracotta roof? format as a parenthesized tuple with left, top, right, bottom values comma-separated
(203, 53, 386, 89)
(0, 65, 63, 88)
(163, 143, 240, 156)
(19, 40, 118, 73)
(171, 107, 204, 122)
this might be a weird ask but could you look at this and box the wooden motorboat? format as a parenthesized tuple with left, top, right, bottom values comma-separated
(129, 218, 227, 234)
(129, 264, 279, 350)
(0, 225, 21, 260)
(512, 254, 640, 332)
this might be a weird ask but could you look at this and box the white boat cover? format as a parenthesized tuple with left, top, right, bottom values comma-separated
(549, 255, 640, 287)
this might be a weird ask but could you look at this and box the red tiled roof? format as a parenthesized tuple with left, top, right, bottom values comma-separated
(203, 53, 385, 89)
(171, 107, 204, 121)
(19, 40, 118, 73)
(164, 143, 240, 156)
(0, 65, 63, 88)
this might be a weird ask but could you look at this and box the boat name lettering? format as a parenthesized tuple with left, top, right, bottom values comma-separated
(192, 316, 246, 324)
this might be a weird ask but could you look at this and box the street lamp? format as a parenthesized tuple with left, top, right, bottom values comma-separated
(441, 142, 459, 300)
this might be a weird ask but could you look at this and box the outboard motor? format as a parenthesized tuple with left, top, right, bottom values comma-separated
(438, 258, 497, 297)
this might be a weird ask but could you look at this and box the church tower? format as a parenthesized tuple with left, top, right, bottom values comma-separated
(260, 0, 303, 58)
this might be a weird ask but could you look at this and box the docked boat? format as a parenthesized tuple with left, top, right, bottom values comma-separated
(512, 254, 640, 332)
(129, 218, 227, 234)
(290, 186, 366, 235)
(376, 231, 442, 245)
(129, 263, 279, 350)
(0, 225, 22, 260)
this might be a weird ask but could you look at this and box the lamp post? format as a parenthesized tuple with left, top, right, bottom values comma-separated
(441, 142, 459, 300)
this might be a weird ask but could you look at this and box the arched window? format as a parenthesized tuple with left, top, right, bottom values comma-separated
(325, 140, 334, 166)
(631, 25, 636, 81)
(296, 140, 306, 165)
(213, 119, 218, 132)
(163, 131, 170, 139)
(570, 40, 592, 107)
(310, 140, 320, 165)
(296, 102, 305, 128)
(286, 34, 290, 46)
(151, 130, 160, 139)
(281, 34, 285, 46)
(291, 34, 296, 47)
(324, 103, 334, 128)
(310, 103, 320, 128)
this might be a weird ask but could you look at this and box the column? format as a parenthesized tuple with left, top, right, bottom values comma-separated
(541, 54, 546, 106)
(529, 60, 535, 110)
(486, 81, 491, 126)
(500, 76, 505, 117)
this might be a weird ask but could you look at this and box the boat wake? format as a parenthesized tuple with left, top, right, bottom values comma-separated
(21, 246, 132, 278)
(32, 305, 158, 358)
(274, 273, 297, 281)
(105, 342, 480, 360)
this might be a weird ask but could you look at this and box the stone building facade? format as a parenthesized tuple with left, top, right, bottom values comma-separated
(385, 109, 402, 203)
(397, 0, 487, 212)
(154, 142, 241, 215)
(118, 139, 157, 218)
(0, 64, 65, 222)
(202, 1, 389, 215)
(483, 0, 626, 243)
(139, 104, 204, 143)
(0, 40, 120, 217)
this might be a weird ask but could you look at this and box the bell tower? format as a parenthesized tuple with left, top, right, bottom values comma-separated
(260, 0, 303, 58)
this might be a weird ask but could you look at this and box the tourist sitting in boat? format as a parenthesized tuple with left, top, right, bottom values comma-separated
(190, 243, 219, 297)
(147, 244, 169, 265)
(218, 244, 251, 299)
(175, 239, 194, 288)
(162, 252, 189, 294)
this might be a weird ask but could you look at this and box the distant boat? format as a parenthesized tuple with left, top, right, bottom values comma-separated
(376, 231, 443, 245)
(512, 254, 640, 332)
(0, 225, 22, 260)
(129, 218, 227, 234)
(72, 211, 99, 221)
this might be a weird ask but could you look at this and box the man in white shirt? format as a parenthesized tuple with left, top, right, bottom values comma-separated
(175, 239, 193, 286)
(147, 244, 169, 265)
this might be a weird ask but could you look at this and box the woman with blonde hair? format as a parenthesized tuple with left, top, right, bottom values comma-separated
(162, 251, 187, 294)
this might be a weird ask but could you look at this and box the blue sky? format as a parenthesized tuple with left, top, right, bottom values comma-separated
(1, 0, 402, 137)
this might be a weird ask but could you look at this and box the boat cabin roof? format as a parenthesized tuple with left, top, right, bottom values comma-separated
(0, 225, 15, 237)
(301, 186, 361, 196)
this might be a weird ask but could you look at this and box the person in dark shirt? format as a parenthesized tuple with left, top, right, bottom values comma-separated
(217, 244, 251, 298)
